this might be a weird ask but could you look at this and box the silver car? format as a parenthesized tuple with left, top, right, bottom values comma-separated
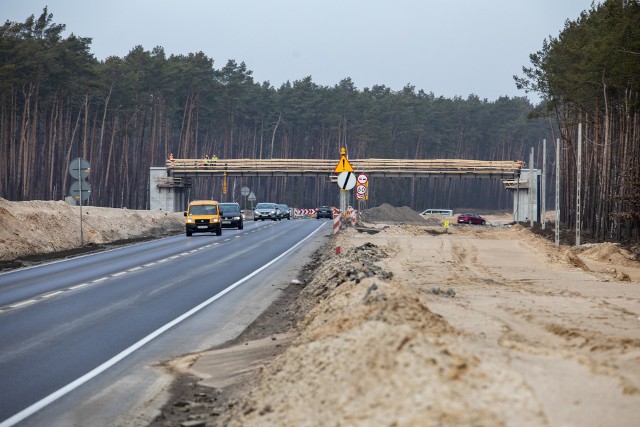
(254, 202, 280, 221)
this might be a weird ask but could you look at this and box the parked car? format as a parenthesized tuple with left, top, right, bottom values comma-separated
(254, 202, 280, 221)
(457, 213, 486, 225)
(278, 204, 291, 220)
(316, 206, 333, 219)
(219, 202, 244, 229)
(420, 208, 454, 217)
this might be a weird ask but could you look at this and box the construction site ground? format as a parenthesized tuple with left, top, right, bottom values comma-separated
(150, 206, 640, 427)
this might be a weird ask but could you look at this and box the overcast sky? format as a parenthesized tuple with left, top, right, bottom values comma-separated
(4, 1, 598, 102)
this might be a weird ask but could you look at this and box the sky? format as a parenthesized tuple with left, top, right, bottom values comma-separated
(3, 0, 598, 103)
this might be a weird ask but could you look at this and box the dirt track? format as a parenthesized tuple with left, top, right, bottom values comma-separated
(150, 216, 640, 427)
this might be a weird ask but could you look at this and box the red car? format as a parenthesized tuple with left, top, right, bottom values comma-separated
(457, 213, 486, 225)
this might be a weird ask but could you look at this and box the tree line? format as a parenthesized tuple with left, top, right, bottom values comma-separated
(517, 0, 640, 243)
(2, 3, 637, 243)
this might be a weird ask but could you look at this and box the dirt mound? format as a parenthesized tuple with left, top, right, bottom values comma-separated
(0, 198, 184, 263)
(217, 223, 586, 426)
(579, 242, 639, 267)
(361, 203, 428, 225)
(218, 232, 515, 427)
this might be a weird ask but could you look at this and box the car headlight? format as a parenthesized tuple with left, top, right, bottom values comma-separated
(212, 218, 219, 223)
(186, 218, 194, 223)
(233, 216, 240, 220)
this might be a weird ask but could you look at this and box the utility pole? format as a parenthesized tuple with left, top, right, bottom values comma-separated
(529, 147, 534, 227)
(555, 138, 561, 246)
(541, 139, 546, 230)
(78, 157, 83, 246)
(576, 124, 582, 246)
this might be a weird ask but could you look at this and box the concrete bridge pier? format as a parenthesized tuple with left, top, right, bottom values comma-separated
(503, 168, 541, 223)
(149, 167, 185, 212)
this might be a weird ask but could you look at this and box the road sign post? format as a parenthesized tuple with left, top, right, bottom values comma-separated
(241, 186, 250, 212)
(356, 173, 368, 201)
(69, 158, 90, 246)
(333, 148, 356, 229)
(248, 191, 256, 212)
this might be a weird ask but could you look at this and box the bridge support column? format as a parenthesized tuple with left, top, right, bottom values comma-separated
(506, 168, 541, 223)
(149, 167, 184, 212)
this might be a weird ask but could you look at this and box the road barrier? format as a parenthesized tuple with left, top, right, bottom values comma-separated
(293, 208, 317, 218)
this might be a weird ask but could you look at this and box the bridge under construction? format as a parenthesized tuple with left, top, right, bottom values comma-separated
(150, 157, 536, 221)
(161, 158, 523, 180)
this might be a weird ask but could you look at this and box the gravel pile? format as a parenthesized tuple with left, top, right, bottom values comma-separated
(361, 203, 430, 225)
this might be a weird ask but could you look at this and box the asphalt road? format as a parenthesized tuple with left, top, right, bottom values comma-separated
(0, 218, 330, 426)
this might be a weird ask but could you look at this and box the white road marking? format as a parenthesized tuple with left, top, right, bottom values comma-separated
(41, 291, 64, 299)
(0, 236, 242, 313)
(9, 300, 37, 309)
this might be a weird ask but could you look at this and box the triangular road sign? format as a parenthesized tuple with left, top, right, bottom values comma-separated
(334, 155, 354, 173)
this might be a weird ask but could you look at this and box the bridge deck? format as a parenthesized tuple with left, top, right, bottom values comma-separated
(166, 158, 523, 179)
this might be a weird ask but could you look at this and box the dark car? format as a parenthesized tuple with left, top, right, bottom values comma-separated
(254, 202, 280, 221)
(316, 206, 333, 219)
(457, 213, 486, 225)
(219, 202, 244, 229)
(278, 204, 291, 220)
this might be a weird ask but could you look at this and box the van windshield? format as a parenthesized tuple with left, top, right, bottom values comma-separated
(190, 205, 218, 215)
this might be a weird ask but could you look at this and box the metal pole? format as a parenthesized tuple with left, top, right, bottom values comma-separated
(541, 139, 546, 230)
(515, 170, 520, 223)
(223, 164, 228, 198)
(555, 138, 561, 246)
(78, 157, 84, 246)
(340, 190, 347, 228)
(576, 124, 582, 246)
(529, 147, 534, 227)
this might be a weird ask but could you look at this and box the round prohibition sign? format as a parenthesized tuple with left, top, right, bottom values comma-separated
(357, 173, 368, 185)
(337, 171, 357, 190)
(356, 184, 367, 195)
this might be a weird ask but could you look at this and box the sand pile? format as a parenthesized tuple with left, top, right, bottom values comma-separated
(362, 203, 431, 225)
(0, 198, 183, 263)
(579, 242, 638, 267)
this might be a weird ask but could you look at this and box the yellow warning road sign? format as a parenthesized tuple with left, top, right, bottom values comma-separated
(334, 148, 354, 173)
